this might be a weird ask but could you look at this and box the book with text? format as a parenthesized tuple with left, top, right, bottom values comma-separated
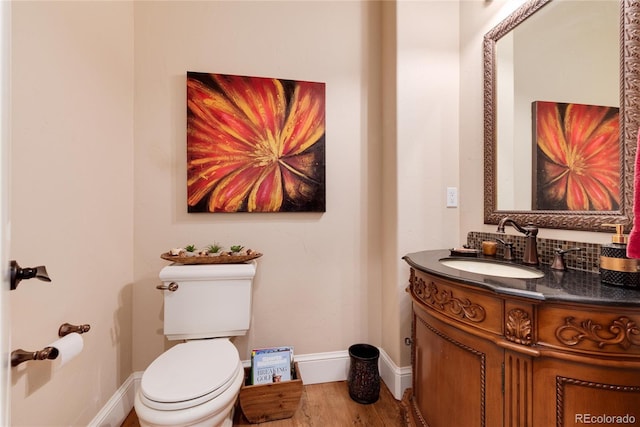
(250, 346, 294, 385)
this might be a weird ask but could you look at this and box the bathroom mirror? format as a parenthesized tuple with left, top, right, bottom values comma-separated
(483, 0, 640, 232)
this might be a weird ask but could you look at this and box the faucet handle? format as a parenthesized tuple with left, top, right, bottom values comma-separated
(551, 247, 582, 271)
(496, 238, 515, 261)
(557, 247, 582, 254)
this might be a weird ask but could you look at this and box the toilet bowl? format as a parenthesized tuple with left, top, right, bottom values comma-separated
(134, 338, 245, 427)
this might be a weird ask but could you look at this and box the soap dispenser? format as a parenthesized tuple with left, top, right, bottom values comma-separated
(599, 224, 640, 289)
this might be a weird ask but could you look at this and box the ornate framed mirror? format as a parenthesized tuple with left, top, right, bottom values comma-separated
(483, 0, 640, 232)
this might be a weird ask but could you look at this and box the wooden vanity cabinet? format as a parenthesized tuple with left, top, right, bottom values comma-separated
(402, 267, 640, 427)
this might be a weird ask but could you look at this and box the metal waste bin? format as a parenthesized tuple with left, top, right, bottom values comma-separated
(347, 343, 380, 404)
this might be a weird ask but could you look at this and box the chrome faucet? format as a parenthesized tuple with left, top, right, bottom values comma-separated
(496, 217, 539, 265)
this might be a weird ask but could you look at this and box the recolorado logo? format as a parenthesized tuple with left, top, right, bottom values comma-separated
(575, 414, 636, 424)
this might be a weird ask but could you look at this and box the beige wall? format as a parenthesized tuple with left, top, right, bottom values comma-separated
(7, 0, 617, 425)
(130, 0, 462, 374)
(387, 0, 461, 366)
(131, 0, 387, 369)
(9, 1, 134, 426)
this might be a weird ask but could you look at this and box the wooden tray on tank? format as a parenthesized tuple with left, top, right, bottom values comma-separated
(160, 252, 262, 264)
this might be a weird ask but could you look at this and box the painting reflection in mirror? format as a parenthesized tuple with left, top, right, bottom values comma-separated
(532, 100, 620, 211)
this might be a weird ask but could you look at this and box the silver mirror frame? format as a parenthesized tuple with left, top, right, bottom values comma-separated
(483, 0, 639, 232)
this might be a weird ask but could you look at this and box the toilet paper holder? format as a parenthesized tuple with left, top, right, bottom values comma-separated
(58, 322, 90, 337)
(11, 347, 59, 367)
(11, 322, 91, 367)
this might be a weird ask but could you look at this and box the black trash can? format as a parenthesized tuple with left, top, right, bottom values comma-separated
(347, 343, 380, 404)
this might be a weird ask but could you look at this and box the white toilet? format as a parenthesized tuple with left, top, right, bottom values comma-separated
(134, 262, 257, 427)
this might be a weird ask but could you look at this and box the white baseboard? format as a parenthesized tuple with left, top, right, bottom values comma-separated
(88, 371, 142, 427)
(89, 347, 411, 427)
(379, 348, 413, 400)
(290, 348, 411, 400)
(290, 350, 351, 385)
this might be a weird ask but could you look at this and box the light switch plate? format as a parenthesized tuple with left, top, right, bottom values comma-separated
(446, 187, 458, 208)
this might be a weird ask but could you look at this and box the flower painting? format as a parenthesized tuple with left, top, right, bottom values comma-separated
(533, 101, 620, 211)
(187, 72, 326, 213)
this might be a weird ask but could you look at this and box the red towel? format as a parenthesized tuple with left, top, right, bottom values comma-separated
(627, 128, 640, 258)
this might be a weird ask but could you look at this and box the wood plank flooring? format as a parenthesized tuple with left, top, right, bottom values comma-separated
(122, 381, 403, 426)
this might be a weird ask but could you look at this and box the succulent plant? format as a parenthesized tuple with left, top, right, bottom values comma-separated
(207, 243, 222, 253)
(230, 245, 244, 253)
(184, 244, 197, 252)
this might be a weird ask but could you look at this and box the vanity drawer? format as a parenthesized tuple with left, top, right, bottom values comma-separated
(410, 269, 503, 336)
(536, 304, 640, 357)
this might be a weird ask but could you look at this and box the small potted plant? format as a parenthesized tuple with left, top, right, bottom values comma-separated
(206, 243, 223, 256)
(230, 245, 244, 255)
(184, 244, 197, 257)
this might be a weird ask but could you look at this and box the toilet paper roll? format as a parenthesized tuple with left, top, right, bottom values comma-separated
(48, 332, 84, 367)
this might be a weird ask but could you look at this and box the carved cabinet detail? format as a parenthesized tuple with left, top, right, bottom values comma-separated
(555, 316, 640, 351)
(505, 308, 532, 345)
(411, 271, 486, 323)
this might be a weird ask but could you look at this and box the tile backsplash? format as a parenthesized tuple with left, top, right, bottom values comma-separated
(467, 231, 602, 273)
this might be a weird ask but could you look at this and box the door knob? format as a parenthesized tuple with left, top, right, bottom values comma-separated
(10, 260, 51, 290)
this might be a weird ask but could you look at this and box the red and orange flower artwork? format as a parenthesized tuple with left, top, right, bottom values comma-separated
(187, 72, 326, 212)
(533, 101, 620, 211)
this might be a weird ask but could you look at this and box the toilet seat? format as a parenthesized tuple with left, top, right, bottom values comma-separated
(134, 364, 244, 427)
(140, 339, 241, 411)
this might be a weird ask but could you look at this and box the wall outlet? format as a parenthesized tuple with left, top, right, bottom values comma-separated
(446, 187, 458, 208)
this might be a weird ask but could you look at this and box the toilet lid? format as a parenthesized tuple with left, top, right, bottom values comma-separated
(141, 339, 240, 406)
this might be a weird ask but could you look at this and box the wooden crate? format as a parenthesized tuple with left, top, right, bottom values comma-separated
(238, 362, 303, 423)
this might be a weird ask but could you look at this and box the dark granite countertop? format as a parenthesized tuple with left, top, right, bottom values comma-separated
(404, 250, 640, 308)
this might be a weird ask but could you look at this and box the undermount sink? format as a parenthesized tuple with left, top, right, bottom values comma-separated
(439, 258, 544, 279)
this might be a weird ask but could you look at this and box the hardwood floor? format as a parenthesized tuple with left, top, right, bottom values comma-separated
(122, 381, 403, 426)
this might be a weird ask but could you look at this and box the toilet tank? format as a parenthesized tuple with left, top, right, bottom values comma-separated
(158, 261, 256, 341)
